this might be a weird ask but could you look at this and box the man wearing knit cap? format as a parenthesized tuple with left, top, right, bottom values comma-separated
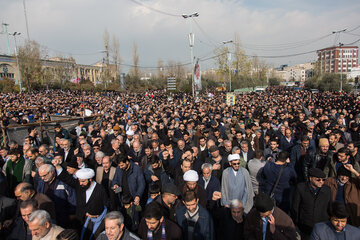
(221, 153, 254, 213)
(304, 138, 333, 176)
(244, 192, 297, 239)
(310, 201, 360, 240)
(292, 168, 332, 239)
(53, 158, 109, 230)
(325, 164, 360, 227)
(181, 170, 208, 208)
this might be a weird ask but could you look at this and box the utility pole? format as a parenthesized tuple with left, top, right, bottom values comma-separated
(23, 0, 30, 39)
(332, 29, 346, 92)
(339, 42, 344, 92)
(2, 23, 11, 55)
(182, 12, 199, 98)
(10, 32, 22, 93)
(223, 40, 233, 92)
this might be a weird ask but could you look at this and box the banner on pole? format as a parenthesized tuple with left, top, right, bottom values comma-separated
(194, 59, 202, 91)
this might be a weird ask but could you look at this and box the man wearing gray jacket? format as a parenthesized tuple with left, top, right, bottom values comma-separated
(221, 153, 254, 213)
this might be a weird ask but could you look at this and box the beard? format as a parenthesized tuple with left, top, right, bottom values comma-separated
(80, 181, 92, 190)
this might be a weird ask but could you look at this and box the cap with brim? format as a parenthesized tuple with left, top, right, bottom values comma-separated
(203, 129, 210, 133)
(54, 152, 63, 158)
(75, 168, 95, 179)
(162, 183, 180, 196)
(255, 192, 274, 213)
(308, 168, 326, 178)
(337, 166, 351, 177)
(183, 170, 199, 182)
(331, 201, 349, 218)
(66, 160, 79, 169)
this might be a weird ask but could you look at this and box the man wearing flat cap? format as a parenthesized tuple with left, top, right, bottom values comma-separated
(244, 192, 297, 240)
(205, 145, 226, 180)
(221, 153, 254, 213)
(310, 201, 360, 240)
(52, 159, 109, 229)
(292, 168, 332, 239)
(153, 183, 182, 222)
(325, 164, 360, 227)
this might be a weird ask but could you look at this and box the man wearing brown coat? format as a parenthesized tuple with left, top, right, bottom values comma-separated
(244, 192, 297, 240)
(96, 156, 117, 210)
(325, 164, 360, 227)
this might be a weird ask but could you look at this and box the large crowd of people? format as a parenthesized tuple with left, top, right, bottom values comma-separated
(0, 87, 360, 240)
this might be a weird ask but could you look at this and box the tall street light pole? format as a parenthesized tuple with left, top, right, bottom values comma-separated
(10, 32, 22, 93)
(223, 40, 233, 92)
(332, 29, 346, 92)
(23, 0, 30, 39)
(339, 42, 344, 92)
(2, 23, 11, 55)
(182, 12, 199, 98)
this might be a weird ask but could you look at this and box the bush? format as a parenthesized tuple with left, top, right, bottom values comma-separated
(0, 78, 16, 93)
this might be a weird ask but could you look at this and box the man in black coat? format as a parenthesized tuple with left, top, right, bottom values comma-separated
(52, 158, 109, 229)
(138, 202, 182, 240)
(198, 163, 221, 201)
(6, 199, 37, 240)
(209, 195, 244, 240)
(291, 168, 332, 240)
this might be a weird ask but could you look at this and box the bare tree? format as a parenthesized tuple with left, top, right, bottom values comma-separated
(18, 40, 44, 90)
(233, 33, 251, 77)
(157, 58, 164, 79)
(111, 35, 121, 81)
(102, 29, 110, 86)
(166, 60, 185, 79)
(130, 41, 140, 78)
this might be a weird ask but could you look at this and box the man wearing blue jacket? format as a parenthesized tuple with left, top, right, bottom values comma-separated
(112, 156, 145, 207)
(176, 191, 214, 240)
(36, 164, 76, 227)
(310, 201, 360, 240)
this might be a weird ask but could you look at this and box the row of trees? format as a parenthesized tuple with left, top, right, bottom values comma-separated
(6, 30, 354, 93)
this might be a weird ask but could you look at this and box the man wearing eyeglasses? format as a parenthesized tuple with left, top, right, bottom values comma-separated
(291, 168, 332, 240)
(36, 164, 76, 227)
(221, 154, 254, 214)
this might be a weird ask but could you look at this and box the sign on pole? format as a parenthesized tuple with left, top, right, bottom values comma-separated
(194, 59, 202, 91)
(167, 77, 177, 91)
(226, 93, 235, 106)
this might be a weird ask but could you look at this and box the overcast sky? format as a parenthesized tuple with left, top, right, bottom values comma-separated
(1, 0, 360, 74)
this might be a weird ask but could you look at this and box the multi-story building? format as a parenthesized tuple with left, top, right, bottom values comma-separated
(317, 45, 358, 74)
(273, 62, 314, 82)
(0, 54, 116, 85)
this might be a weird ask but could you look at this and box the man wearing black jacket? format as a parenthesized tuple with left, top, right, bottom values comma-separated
(292, 168, 332, 240)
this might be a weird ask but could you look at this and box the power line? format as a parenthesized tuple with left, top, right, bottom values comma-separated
(192, 18, 218, 47)
(347, 25, 360, 33)
(127, 0, 182, 17)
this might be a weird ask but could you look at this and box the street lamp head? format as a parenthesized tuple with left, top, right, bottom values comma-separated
(9, 32, 21, 36)
(182, 12, 199, 18)
(222, 40, 233, 44)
